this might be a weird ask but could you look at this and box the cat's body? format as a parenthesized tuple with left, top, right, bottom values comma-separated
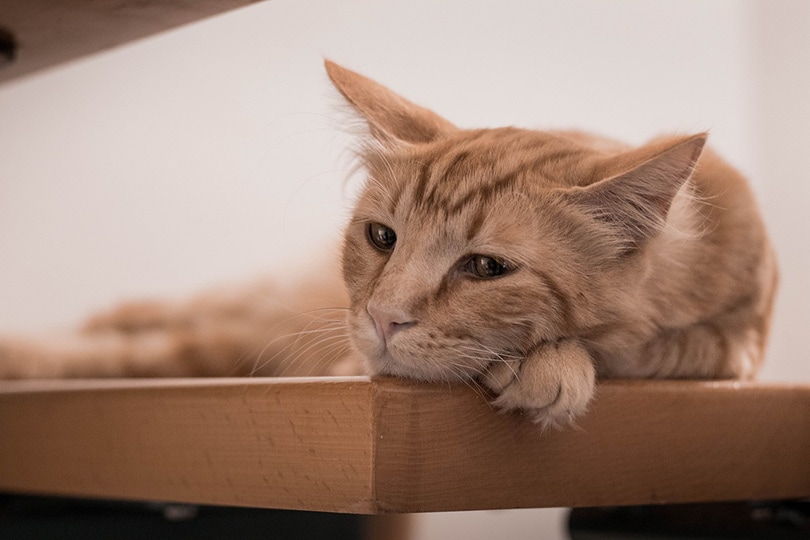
(0, 62, 777, 428)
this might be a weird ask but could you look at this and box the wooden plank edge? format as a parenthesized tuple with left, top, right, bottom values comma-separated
(0, 376, 377, 513)
(2, 377, 809, 514)
(370, 379, 810, 513)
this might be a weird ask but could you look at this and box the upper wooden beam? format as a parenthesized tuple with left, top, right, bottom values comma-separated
(0, 0, 261, 84)
(0, 377, 808, 513)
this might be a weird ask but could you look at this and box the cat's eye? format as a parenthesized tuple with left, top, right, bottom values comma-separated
(464, 255, 510, 279)
(367, 222, 397, 252)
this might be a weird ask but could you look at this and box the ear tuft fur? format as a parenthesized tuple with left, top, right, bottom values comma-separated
(325, 60, 456, 145)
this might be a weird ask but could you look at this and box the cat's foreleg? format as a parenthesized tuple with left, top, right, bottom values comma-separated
(481, 339, 596, 430)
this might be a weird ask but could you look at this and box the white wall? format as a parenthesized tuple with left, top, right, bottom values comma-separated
(750, 1, 810, 383)
(0, 1, 807, 538)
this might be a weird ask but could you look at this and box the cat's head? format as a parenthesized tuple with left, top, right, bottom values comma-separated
(326, 61, 705, 382)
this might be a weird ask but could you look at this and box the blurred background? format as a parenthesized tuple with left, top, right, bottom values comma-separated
(0, 1, 808, 538)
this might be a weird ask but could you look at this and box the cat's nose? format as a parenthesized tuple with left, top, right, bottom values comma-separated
(367, 302, 416, 342)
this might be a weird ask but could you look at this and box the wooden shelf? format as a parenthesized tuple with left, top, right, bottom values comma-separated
(1, 377, 808, 513)
(0, 0, 261, 84)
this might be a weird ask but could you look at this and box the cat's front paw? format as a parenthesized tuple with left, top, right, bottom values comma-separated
(482, 340, 596, 430)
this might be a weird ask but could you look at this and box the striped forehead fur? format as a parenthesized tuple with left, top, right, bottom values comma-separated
(361, 128, 611, 214)
(358, 126, 682, 263)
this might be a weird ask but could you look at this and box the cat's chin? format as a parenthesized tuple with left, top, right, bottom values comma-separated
(363, 349, 481, 383)
(362, 350, 410, 379)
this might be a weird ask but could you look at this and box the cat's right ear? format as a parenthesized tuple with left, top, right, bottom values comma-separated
(325, 60, 456, 145)
(566, 133, 707, 254)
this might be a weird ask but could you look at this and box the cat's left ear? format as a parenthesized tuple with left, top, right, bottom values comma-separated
(325, 60, 456, 145)
(568, 133, 707, 252)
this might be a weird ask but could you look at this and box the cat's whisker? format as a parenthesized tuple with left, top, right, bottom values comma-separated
(280, 338, 345, 377)
(444, 362, 492, 403)
(311, 342, 352, 377)
(250, 317, 349, 376)
(287, 332, 350, 374)
(304, 340, 348, 374)
(253, 321, 347, 355)
(302, 338, 352, 377)
(272, 332, 350, 377)
(493, 358, 521, 382)
(452, 342, 522, 365)
(253, 328, 346, 377)
(244, 308, 347, 347)
(466, 342, 523, 361)
(250, 322, 344, 375)
(444, 342, 524, 387)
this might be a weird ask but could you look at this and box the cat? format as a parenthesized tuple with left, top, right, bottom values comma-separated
(0, 61, 778, 429)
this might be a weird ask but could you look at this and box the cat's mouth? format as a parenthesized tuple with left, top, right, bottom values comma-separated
(360, 340, 422, 379)
(362, 340, 495, 383)
(367, 351, 407, 378)
(370, 353, 474, 382)
(351, 311, 512, 382)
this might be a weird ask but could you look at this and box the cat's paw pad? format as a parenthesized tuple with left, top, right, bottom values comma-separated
(483, 340, 596, 430)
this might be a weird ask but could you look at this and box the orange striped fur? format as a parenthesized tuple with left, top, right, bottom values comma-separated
(331, 62, 777, 427)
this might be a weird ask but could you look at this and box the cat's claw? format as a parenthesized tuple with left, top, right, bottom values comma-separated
(482, 340, 596, 430)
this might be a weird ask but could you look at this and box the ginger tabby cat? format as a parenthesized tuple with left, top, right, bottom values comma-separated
(0, 61, 778, 428)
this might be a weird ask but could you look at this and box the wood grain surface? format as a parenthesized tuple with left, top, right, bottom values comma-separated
(0, 377, 808, 513)
(372, 378, 810, 512)
(0, 378, 375, 512)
